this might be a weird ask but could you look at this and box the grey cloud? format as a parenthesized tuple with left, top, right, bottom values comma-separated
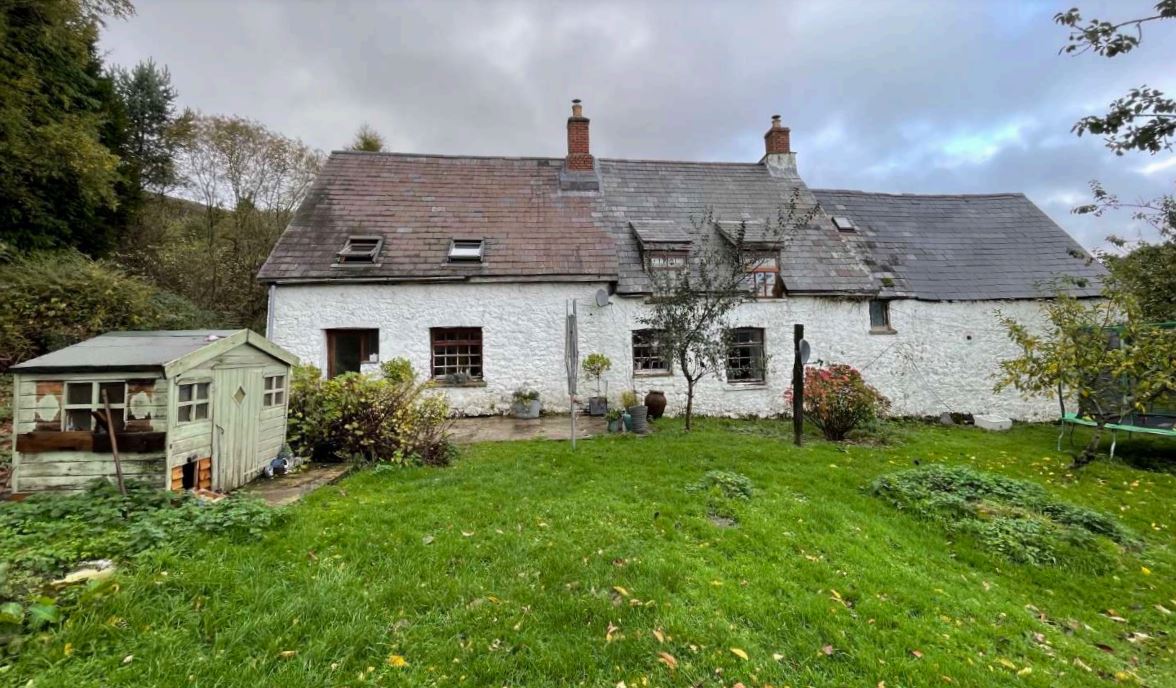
(100, 0, 1176, 249)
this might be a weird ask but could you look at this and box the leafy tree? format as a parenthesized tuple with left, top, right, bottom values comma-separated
(996, 284, 1176, 467)
(1102, 239, 1176, 321)
(0, 0, 135, 254)
(348, 123, 385, 152)
(112, 59, 183, 195)
(640, 192, 819, 429)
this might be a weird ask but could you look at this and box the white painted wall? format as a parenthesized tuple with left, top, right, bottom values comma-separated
(270, 282, 1057, 420)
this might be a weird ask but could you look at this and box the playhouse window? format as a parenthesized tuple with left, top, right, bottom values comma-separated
(264, 375, 286, 407)
(62, 381, 127, 431)
(177, 381, 210, 423)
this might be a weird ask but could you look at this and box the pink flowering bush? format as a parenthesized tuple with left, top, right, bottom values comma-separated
(785, 363, 891, 441)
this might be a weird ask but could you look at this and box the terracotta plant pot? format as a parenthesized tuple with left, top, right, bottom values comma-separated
(644, 390, 666, 420)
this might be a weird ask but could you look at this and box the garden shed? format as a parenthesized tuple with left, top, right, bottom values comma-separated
(9, 330, 298, 494)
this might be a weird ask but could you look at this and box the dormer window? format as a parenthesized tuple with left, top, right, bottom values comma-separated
(832, 216, 856, 231)
(337, 236, 382, 264)
(648, 251, 687, 271)
(448, 239, 484, 263)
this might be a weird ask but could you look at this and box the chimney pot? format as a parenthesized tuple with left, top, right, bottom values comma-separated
(763, 115, 791, 155)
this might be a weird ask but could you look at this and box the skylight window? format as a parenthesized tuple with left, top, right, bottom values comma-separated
(337, 236, 382, 264)
(448, 239, 484, 263)
(832, 216, 856, 231)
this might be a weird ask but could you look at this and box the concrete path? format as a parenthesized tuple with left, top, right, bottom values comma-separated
(451, 414, 608, 443)
(241, 463, 353, 507)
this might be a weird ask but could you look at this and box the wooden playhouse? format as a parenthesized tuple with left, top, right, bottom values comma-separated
(8, 330, 298, 494)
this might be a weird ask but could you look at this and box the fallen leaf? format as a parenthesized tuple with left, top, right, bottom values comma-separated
(1095, 643, 1115, 654)
(123, 655, 133, 664)
(1155, 604, 1172, 615)
(1017, 667, 1032, 676)
(462, 531, 474, 537)
(652, 628, 665, 644)
(1140, 566, 1151, 575)
(387, 654, 408, 668)
(1073, 658, 1093, 672)
(773, 653, 785, 661)
(278, 651, 297, 659)
(1125, 632, 1151, 643)
(421, 535, 435, 545)
(730, 648, 748, 660)
(606, 621, 619, 643)
(821, 644, 835, 656)
(613, 586, 631, 598)
(997, 658, 1016, 670)
(911, 650, 923, 659)
(657, 651, 678, 670)
(64, 643, 73, 656)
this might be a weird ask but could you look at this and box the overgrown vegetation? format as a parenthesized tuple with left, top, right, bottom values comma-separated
(0, 480, 279, 649)
(287, 360, 455, 466)
(872, 464, 1138, 567)
(786, 363, 891, 441)
(0, 250, 217, 370)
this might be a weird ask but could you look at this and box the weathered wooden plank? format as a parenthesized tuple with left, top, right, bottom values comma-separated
(18, 473, 166, 491)
(17, 431, 166, 454)
(19, 459, 166, 479)
(10, 451, 165, 464)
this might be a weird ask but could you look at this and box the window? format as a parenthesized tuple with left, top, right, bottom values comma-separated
(336, 236, 383, 264)
(326, 329, 379, 378)
(869, 300, 894, 333)
(746, 254, 782, 298)
(177, 381, 210, 423)
(726, 328, 766, 383)
(431, 327, 483, 379)
(448, 239, 484, 263)
(832, 216, 856, 231)
(647, 251, 687, 271)
(264, 375, 286, 407)
(632, 330, 669, 374)
(63, 381, 126, 431)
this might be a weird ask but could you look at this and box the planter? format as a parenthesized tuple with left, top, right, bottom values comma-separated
(588, 396, 608, 416)
(607, 418, 621, 433)
(622, 411, 633, 432)
(627, 405, 650, 434)
(644, 390, 666, 420)
(511, 399, 541, 419)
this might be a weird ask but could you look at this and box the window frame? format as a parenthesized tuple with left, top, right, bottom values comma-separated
(263, 374, 286, 407)
(632, 329, 670, 376)
(430, 327, 484, 381)
(326, 329, 380, 378)
(62, 381, 127, 432)
(869, 299, 895, 334)
(335, 236, 383, 265)
(447, 239, 485, 263)
(176, 380, 211, 424)
(745, 253, 782, 299)
(646, 250, 687, 272)
(726, 327, 766, 384)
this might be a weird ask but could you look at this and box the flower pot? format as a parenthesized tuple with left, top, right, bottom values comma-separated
(627, 405, 649, 434)
(511, 399, 541, 419)
(607, 418, 621, 433)
(622, 411, 633, 432)
(588, 396, 608, 416)
(644, 390, 666, 420)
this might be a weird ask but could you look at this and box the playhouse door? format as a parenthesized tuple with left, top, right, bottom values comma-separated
(213, 367, 262, 491)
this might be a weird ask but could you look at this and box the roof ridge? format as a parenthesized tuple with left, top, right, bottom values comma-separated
(813, 188, 1027, 200)
(330, 150, 563, 163)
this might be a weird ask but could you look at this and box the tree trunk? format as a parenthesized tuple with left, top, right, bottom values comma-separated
(1074, 421, 1105, 468)
(684, 379, 695, 431)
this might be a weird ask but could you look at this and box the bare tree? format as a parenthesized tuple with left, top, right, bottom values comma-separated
(640, 190, 820, 429)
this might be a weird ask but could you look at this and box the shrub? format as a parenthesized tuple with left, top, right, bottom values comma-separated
(620, 390, 639, 408)
(785, 363, 890, 440)
(0, 250, 219, 370)
(688, 470, 754, 501)
(286, 359, 455, 466)
(581, 353, 611, 395)
(871, 464, 1137, 567)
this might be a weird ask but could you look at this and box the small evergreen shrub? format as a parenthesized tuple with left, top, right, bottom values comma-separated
(871, 464, 1138, 566)
(287, 359, 455, 466)
(785, 363, 890, 440)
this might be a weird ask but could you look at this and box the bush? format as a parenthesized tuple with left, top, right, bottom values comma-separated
(871, 464, 1137, 567)
(287, 359, 455, 466)
(0, 250, 219, 370)
(688, 470, 754, 501)
(785, 363, 890, 440)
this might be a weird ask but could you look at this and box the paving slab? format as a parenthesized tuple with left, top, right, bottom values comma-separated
(241, 463, 353, 507)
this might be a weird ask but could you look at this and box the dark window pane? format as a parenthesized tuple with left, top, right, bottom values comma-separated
(178, 404, 192, 422)
(328, 329, 380, 377)
(869, 300, 889, 329)
(66, 382, 92, 405)
(726, 328, 765, 383)
(178, 383, 193, 402)
(194, 403, 209, 420)
(99, 382, 125, 405)
(65, 408, 92, 431)
(632, 330, 668, 372)
(196, 382, 210, 400)
(431, 328, 483, 379)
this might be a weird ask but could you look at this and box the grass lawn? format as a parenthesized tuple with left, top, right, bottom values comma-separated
(5, 420, 1175, 687)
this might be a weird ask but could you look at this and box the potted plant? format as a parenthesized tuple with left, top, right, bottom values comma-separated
(605, 407, 624, 433)
(511, 387, 541, 419)
(621, 389, 649, 433)
(582, 353, 612, 416)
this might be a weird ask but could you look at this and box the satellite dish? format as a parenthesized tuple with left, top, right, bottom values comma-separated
(594, 289, 610, 307)
(799, 339, 811, 365)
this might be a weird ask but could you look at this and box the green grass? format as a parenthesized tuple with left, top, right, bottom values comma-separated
(5, 420, 1176, 687)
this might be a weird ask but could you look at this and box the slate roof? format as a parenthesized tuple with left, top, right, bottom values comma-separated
(257, 152, 618, 283)
(260, 150, 1104, 301)
(810, 190, 1105, 300)
(10, 331, 241, 373)
(597, 160, 874, 295)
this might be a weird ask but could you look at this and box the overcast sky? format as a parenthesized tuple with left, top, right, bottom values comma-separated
(100, 0, 1175, 250)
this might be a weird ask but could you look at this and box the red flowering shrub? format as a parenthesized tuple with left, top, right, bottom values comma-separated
(784, 364, 890, 441)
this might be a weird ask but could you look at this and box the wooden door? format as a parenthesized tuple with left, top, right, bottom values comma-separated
(212, 367, 262, 491)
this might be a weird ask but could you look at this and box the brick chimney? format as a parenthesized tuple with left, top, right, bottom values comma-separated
(761, 114, 798, 177)
(566, 99, 593, 171)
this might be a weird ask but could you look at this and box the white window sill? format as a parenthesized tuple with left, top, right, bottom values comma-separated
(869, 327, 898, 336)
(634, 370, 673, 378)
(724, 381, 767, 392)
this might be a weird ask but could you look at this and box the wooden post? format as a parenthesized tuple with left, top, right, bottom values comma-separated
(102, 389, 127, 495)
(793, 323, 804, 447)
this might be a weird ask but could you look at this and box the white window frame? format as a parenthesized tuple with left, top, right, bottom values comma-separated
(62, 381, 127, 431)
(177, 380, 211, 423)
(264, 374, 286, 407)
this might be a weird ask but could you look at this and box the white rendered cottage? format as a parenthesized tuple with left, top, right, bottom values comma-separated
(259, 102, 1104, 420)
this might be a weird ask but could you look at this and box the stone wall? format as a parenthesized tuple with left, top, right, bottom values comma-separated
(269, 282, 1055, 420)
